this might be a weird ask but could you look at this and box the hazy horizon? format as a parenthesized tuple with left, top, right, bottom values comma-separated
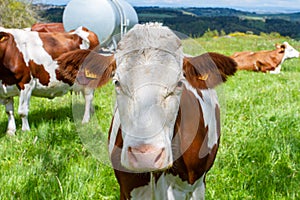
(33, 0, 300, 13)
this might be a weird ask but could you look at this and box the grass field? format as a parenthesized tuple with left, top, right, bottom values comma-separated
(0, 33, 299, 199)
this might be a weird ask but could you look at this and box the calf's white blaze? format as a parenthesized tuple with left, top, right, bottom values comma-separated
(283, 41, 300, 59)
(113, 24, 184, 171)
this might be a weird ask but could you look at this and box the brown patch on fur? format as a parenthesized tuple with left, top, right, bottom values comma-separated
(183, 52, 237, 89)
(0, 32, 31, 89)
(28, 60, 50, 86)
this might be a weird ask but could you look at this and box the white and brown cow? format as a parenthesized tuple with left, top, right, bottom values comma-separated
(57, 23, 237, 199)
(230, 42, 299, 73)
(0, 26, 99, 135)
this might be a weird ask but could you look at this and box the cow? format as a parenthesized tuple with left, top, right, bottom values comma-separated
(230, 42, 299, 74)
(30, 23, 100, 52)
(31, 22, 65, 33)
(56, 23, 237, 199)
(0, 26, 100, 135)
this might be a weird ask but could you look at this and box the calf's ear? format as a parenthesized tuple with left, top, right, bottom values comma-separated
(56, 49, 116, 88)
(183, 52, 237, 89)
(279, 44, 286, 53)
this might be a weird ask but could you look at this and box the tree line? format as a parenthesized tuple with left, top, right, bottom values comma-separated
(136, 7, 300, 39)
(1, 2, 300, 40)
(0, 0, 37, 28)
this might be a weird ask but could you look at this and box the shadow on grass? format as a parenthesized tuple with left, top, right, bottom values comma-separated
(29, 105, 73, 122)
(0, 104, 101, 135)
(0, 119, 8, 137)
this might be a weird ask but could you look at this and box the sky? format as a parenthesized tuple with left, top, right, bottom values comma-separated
(34, 0, 300, 12)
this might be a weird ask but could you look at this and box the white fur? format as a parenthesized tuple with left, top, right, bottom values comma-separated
(130, 173, 205, 200)
(108, 106, 121, 155)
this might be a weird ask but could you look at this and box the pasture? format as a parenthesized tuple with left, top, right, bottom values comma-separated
(0, 33, 299, 199)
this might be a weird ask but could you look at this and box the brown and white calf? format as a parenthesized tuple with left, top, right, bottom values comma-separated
(0, 26, 99, 135)
(57, 23, 237, 199)
(230, 42, 299, 73)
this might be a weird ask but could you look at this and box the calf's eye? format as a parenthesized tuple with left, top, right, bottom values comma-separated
(113, 80, 121, 87)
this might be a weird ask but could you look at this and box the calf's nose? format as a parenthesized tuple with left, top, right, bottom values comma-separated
(127, 144, 166, 171)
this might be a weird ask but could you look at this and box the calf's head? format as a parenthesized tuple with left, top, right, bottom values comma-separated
(276, 41, 300, 59)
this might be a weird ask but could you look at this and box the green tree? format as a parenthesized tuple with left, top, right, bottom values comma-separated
(202, 28, 219, 38)
(0, 0, 37, 28)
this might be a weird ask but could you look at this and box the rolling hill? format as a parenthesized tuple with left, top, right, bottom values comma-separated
(35, 5, 300, 39)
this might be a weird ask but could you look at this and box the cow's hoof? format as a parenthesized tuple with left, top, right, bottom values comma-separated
(6, 130, 16, 136)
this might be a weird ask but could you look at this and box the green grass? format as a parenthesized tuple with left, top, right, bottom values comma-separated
(1, 33, 300, 199)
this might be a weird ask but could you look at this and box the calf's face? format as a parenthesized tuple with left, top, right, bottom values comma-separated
(114, 49, 184, 172)
(282, 42, 300, 59)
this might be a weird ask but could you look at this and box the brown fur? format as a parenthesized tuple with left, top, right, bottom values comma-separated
(0, 32, 31, 89)
(28, 60, 50, 86)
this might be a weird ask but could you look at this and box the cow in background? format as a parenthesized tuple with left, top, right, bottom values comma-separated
(56, 23, 237, 199)
(31, 22, 65, 33)
(230, 42, 299, 73)
(0, 26, 100, 135)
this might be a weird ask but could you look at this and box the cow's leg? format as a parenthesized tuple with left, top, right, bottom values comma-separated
(270, 64, 282, 74)
(260, 65, 276, 73)
(18, 81, 36, 131)
(1, 97, 16, 136)
(191, 177, 205, 200)
(81, 87, 94, 123)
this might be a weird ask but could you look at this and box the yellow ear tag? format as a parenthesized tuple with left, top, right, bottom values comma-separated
(84, 68, 97, 79)
(198, 74, 208, 81)
(0, 36, 7, 42)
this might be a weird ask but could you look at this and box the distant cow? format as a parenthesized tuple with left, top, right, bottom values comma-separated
(31, 22, 65, 32)
(0, 26, 100, 135)
(56, 23, 237, 199)
(230, 42, 299, 73)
